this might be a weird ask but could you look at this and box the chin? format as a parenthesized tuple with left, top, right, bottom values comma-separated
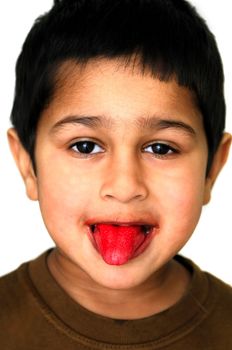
(90, 260, 152, 291)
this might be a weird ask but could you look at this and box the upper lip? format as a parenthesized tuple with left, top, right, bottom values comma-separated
(91, 222, 153, 226)
(86, 219, 157, 227)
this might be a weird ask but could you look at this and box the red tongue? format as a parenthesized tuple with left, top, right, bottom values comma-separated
(93, 224, 146, 265)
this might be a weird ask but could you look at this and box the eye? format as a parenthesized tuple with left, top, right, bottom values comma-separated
(143, 142, 178, 157)
(70, 140, 104, 155)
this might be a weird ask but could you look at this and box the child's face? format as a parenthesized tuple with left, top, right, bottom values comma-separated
(11, 59, 213, 289)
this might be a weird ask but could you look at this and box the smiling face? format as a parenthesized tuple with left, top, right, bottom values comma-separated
(9, 59, 213, 289)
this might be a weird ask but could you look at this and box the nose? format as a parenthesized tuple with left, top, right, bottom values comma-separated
(100, 153, 149, 203)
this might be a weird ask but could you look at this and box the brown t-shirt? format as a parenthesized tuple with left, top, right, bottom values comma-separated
(0, 250, 231, 349)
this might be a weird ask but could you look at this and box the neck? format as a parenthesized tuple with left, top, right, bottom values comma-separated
(47, 249, 191, 320)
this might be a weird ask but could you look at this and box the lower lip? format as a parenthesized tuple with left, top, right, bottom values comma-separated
(132, 228, 157, 259)
(86, 225, 157, 265)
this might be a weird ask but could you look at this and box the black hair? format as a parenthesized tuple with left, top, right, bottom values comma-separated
(11, 0, 225, 175)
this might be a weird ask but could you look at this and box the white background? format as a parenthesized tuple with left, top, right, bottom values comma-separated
(0, 1, 231, 282)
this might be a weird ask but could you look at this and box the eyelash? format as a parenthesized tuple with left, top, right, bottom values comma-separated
(69, 140, 179, 159)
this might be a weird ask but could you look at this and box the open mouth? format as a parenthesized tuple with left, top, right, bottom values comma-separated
(90, 224, 153, 235)
(88, 223, 155, 266)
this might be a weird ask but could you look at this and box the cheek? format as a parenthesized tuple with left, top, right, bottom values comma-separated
(155, 160, 207, 236)
(36, 162, 91, 236)
(168, 183, 202, 230)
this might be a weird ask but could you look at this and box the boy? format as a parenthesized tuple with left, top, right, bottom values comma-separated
(0, 0, 231, 348)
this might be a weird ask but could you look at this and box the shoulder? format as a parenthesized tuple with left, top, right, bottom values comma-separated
(197, 270, 232, 347)
(0, 260, 39, 345)
(205, 271, 232, 318)
(183, 255, 232, 321)
(0, 264, 25, 302)
(207, 271, 232, 294)
(176, 255, 232, 347)
(0, 263, 30, 319)
(177, 255, 232, 306)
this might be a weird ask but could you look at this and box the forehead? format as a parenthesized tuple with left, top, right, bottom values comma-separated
(41, 58, 202, 130)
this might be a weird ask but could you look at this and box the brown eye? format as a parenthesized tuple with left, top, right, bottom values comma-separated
(71, 141, 103, 154)
(144, 143, 178, 156)
(152, 143, 173, 155)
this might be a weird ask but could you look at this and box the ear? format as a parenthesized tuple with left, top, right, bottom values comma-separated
(203, 132, 231, 205)
(7, 128, 38, 201)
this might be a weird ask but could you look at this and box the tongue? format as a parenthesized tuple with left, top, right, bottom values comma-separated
(93, 224, 146, 265)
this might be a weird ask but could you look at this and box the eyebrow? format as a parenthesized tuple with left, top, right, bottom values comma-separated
(50, 114, 197, 137)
